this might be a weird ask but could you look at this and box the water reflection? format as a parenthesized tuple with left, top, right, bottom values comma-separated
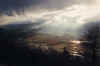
(26, 34, 88, 57)
(67, 40, 86, 56)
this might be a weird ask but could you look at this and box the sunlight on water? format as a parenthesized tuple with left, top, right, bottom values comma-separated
(26, 34, 88, 58)
(67, 40, 86, 57)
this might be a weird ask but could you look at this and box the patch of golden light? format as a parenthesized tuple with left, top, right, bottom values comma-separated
(67, 40, 85, 56)
(70, 40, 81, 44)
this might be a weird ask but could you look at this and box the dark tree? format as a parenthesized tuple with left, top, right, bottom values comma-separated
(82, 22, 100, 63)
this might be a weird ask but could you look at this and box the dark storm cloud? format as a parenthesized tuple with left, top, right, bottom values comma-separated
(0, 0, 96, 13)
(0, 0, 83, 14)
(0, 0, 45, 13)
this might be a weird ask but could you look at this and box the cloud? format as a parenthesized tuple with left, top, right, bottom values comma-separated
(0, 0, 100, 39)
(0, 4, 86, 37)
(0, 0, 94, 13)
(0, 0, 46, 13)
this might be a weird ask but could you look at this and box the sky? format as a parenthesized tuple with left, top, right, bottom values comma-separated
(0, 0, 100, 38)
